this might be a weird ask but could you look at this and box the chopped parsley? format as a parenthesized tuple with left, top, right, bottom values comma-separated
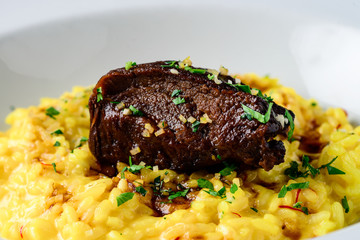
(75, 137, 88, 148)
(173, 97, 186, 105)
(184, 66, 206, 74)
(311, 102, 317, 107)
(52, 163, 57, 173)
(191, 121, 201, 132)
(197, 178, 214, 190)
(241, 102, 273, 124)
(207, 74, 215, 80)
(96, 87, 103, 102)
(171, 89, 181, 97)
(161, 60, 178, 68)
(284, 155, 345, 180)
(302, 207, 309, 215)
(250, 207, 258, 213)
(135, 186, 147, 196)
(255, 89, 273, 103)
(125, 61, 136, 70)
(168, 189, 189, 200)
(204, 186, 226, 199)
(278, 182, 310, 198)
(216, 155, 222, 160)
(230, 183, 238, 194)
(110, 101, 120, 104)
(54, 141, 61, 147)
(116, 192, 135, 206)
(293, 201, 302, 208)
(121, 156, 150, 178)
(226, 82, 252, 94)
(284, 110, 294, 141)
(219, 162, 237, 177)
(45, 107, 60, 119)
(51, 129, 63, 135)
(342, 196, 350, 213)
(129, 105, 144, 116)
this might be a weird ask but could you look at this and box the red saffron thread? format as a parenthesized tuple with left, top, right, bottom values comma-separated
(231, 212, 242, 218)
(40, 162, 52, 166)
(295, 189, 301, 203)
(20, 225, 24, 239)
(279, 205, 304, 213)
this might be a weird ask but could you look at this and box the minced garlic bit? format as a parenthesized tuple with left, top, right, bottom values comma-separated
(234, 77, 241, 84)
(179, 115, 187, 123)
(123, 108, 132, 115)
(211, 155, 216, 161)
(200, 113, 212, 124)
(157, 121, 168, 129)
(219, 65, 229, 75)
(144, 123, 154, 133)
(153, 165, 159, 172)
(170, 69, 179, 75)
(187, 116, 196, 123)
(182, 56, 192, 66)
(207, 69, 221, 84)
(142, 129, 151, 137)
(154, 128, 165, 137)
(214, 173, 221, 179)
(139, 161, 146, 166)
(130, 146, 141, 155)
(116, 102, 125, 110)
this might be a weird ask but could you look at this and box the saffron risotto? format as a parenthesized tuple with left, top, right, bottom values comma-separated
(1, 74, 360, 240)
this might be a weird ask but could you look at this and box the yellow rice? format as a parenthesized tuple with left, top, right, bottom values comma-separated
(0, 74, 360, 240)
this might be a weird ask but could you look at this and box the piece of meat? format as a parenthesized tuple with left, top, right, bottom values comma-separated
(88, 61, 295, 176)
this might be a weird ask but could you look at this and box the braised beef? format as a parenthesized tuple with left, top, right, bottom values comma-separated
(88, 61, 295, 176)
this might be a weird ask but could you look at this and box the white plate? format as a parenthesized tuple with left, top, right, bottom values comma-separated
(0, 0, 359, 239)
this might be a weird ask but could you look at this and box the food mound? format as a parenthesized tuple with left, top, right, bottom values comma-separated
(0, 60, 359, 240)
(88, 61, 294, 176)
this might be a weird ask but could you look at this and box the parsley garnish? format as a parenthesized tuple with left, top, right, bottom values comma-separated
(241, 102, 273, 124)
(319, 156, 345, 175)
(284, 110, 294, 141)
(293, 202, 302, 208)
(255, 89, 273, 103)
(207, 74, 215, 80)
(129, 105, 144, 116)
(171, 89, 181, 97)
(311, 102, 317, 107)
(173, 97, 186, 105)
(197, 178, 214, 190)
(302, 207, 309, 215)
(135, 186, 147, 196)
(51, 163, 57, 173)
(75, 137, 88, 148)
(125, 61, 136, 70)
(51, 129, 63, 135)
(219, 162, 237, 177)
(278, 182, 310, 198)
(191, 121, 201, 132)
(250, 207, 258, 213)
(45, 107, 60, 119)
(230, 184, 238, 194)
(168, 189, 189, 200)
(204, 186, 226, 199)
(161, 61, 178, 68)
(342, 196, 349, 213)
(96, 87, 103, 102)
(110, 101, 120, 104)
(226, 83, 252, 94)
(116, 192, 134, 206)
(184, 66, 206, 74)
(54, 141, 61, 147)
(120, 156, 150, 179)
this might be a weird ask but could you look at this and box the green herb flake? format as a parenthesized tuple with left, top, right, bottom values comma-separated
(173, 97, 186, 105)
(161, 60, 178, 68)
(278, 182, 310, 198)
(284, 161, 307, 180)
(320, 156, 345, 175)
(219, 162, 237, 177)
(184, 66, 206, 74)
(191, 120, 201, 132)
(116, 192, 135, 206)
(216, 155, 222, 160)
(54, 141, 61, 147)
(171, 89, 182, 97)
(293, 202, 302, 208)
(302, 155, 320, 177)
(168, 189, 189, 200)
(241, 102, 273, 124)
(302, 206, 309, 215)
(75, 137, 89, 148)
(230, 183, 238, 194)
(165, 171, 169, 175)
(110, 101, 120, 104)
(284, 110, 295, 141)
(51, 129, 63, 135)
(96, 87, 103, 103)
(135, 186, 147, 196)
(250, 207, 258, 213)
(342, 196, 350, 213)
(255, 89, 273, 103)
(51, 163, 57, 173)
(197, 178, 214, 190)
(125, 61, 136, 70)
(311, 102, 317, 107)
(129, 105, 144, 116)
(207, 74, 215, 80)
(204, 186, 227, 199)
(45, 107, 60, 119)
